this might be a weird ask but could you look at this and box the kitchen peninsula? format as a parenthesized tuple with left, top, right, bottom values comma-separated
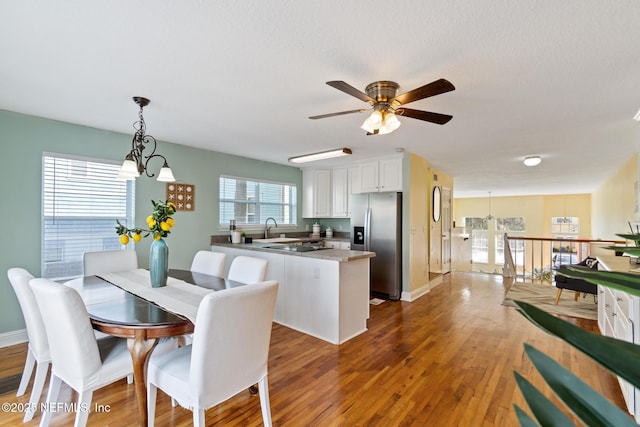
(211, 240, 375, 345)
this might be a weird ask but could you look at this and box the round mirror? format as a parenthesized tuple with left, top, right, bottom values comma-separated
(433, 186, 441, 222)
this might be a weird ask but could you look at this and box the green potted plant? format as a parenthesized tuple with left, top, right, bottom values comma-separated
(513, 234, 640, 425)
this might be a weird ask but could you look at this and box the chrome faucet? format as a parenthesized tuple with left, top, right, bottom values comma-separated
(264, 217, 278, 239)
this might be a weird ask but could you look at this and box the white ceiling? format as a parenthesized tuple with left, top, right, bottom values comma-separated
(2, 1, 640, 198)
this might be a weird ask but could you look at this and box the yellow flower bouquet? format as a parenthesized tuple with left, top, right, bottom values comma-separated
(115, 199, 177, 244)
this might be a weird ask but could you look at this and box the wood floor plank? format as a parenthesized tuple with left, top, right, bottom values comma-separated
(0, 272, 627, 426)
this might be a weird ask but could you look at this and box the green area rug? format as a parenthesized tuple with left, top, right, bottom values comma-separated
(502, 282, 598, 320)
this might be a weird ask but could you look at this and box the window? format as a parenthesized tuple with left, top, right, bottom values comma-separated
(551, 216, 580, 266)
(219, 175, 297, 227)
(496, 217, 525, 265)
(42, 153, 135, 280)
(551, 216, 579, 234)
(464, 217, 489, 264)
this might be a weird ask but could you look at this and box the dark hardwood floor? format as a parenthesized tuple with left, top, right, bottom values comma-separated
(0, 272, 626, 426)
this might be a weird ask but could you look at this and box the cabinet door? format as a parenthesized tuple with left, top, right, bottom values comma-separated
(348, 166, 361, 195)
(379, 158, 403, 191)
(313, 169, 332, 217)
(332, 168, 348, 217)
(360, 161, 379, 192)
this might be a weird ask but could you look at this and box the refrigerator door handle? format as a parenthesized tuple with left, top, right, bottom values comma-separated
(364, 207, 372, 251)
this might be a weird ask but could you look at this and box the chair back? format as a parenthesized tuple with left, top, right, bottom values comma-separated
(227, 256, 268, 284)
(190, 280, 278, 406)
(29, 278, 102, 390)
(7, 268, 49, 361)
(83, 250, 138, 276)
(191, 251, 227, 278)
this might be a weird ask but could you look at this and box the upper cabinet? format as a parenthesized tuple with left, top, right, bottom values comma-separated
(331, 168, 349, 217)
(357, 157, 403, 193)
(301, 156, 403, 218)
(302, 169, 332, 218)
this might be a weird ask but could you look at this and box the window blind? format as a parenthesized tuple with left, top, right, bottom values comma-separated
(42, 153, 135, 280)
(219, 175, 297, 227)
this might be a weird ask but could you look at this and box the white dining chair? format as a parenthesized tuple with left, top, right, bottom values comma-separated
(190, 250, 227, 277)
(29, 278, 134, 427)
(227, 256, 268, 284)
(7, 268, 51, 423)
(83, 249, 138, 276)
(147, 280, 279, 427)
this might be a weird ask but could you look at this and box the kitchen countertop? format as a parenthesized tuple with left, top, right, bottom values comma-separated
(211, 241, 375, 262)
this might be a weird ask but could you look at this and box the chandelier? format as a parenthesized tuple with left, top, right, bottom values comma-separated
(117, 97, 175, 182)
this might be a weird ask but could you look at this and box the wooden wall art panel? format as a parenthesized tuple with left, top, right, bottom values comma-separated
(166, 183, 195, 211)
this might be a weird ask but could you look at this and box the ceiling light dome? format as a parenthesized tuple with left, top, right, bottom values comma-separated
(524, 156, 542, 167)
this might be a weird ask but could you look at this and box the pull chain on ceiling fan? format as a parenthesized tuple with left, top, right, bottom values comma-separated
(309, 78, 455, 135)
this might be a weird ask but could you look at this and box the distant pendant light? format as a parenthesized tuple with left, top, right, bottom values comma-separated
(117, 97, 176, 182)
(486, 191, 494, 220)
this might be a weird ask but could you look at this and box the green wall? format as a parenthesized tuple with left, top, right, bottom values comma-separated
(0, 109, 305, 335)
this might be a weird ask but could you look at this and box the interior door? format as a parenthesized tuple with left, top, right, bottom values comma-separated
(441, 187, 452, 274)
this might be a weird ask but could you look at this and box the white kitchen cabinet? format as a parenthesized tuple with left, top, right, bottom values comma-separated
(597, 256, 640, 421)
(359, 157, 403, 193)
(331, 167, 349, 217)
(211, 244, 371, 344)
(302, 168, 331, 218)
(348, 166, 361, 197)
(324, 240, 351, 250)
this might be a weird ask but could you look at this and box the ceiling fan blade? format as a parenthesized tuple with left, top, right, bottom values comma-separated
(396, 108, 453, 125)
(391, 78, 455, 106)
(309, 109, 368, 120)
(326, 81, 376, 104)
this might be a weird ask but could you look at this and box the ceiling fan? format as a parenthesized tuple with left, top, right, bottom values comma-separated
(309, 78, 455, 135)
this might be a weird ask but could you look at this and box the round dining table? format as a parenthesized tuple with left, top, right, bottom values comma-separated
(64, 269, 241, 426)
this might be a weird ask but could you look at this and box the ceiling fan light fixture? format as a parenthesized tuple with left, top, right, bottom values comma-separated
(361, 110, 383, 132)
(379, 111, 401, 134)
(288, 147, 352, 163)
(523, 156, 542, 167)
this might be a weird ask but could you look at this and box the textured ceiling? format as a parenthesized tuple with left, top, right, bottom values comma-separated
(2, 1, 640, 197)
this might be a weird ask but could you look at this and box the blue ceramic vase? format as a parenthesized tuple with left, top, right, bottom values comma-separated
(149, 238, 169, 288)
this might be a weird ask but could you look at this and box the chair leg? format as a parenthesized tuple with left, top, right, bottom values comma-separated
(193, 408, 206, 427)
(574, 291, 580, 301)
(147, 383, 157, 426)
(554, 288, 563, 305)
(16, 348, 35, 397)
(74, 390, 93, 427)
(23, 361, 50, 422)
(258, 376, 273, 427)
(40, 374, 62, 427)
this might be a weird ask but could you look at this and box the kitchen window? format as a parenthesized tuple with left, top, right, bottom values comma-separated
(219, 175, 297, 227)
(42, 153, 135, 280)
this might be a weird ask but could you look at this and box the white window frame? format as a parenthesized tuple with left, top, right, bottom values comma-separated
(42, 152, 135, 280)
(219, 175, 297, 230)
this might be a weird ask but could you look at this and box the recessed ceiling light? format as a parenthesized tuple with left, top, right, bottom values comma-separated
(524, 156, 542, 167)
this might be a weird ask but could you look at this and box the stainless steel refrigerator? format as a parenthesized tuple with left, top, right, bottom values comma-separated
(350, 192, 402, 300)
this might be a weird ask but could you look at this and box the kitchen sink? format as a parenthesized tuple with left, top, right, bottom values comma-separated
(252, 237, 302, 244)
(264, 244, 329, 252)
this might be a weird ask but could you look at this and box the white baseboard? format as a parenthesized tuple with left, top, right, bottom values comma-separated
(400, 275, 444, 302)
(401, 283, 430, 302)
(0, 329, 27, 348)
